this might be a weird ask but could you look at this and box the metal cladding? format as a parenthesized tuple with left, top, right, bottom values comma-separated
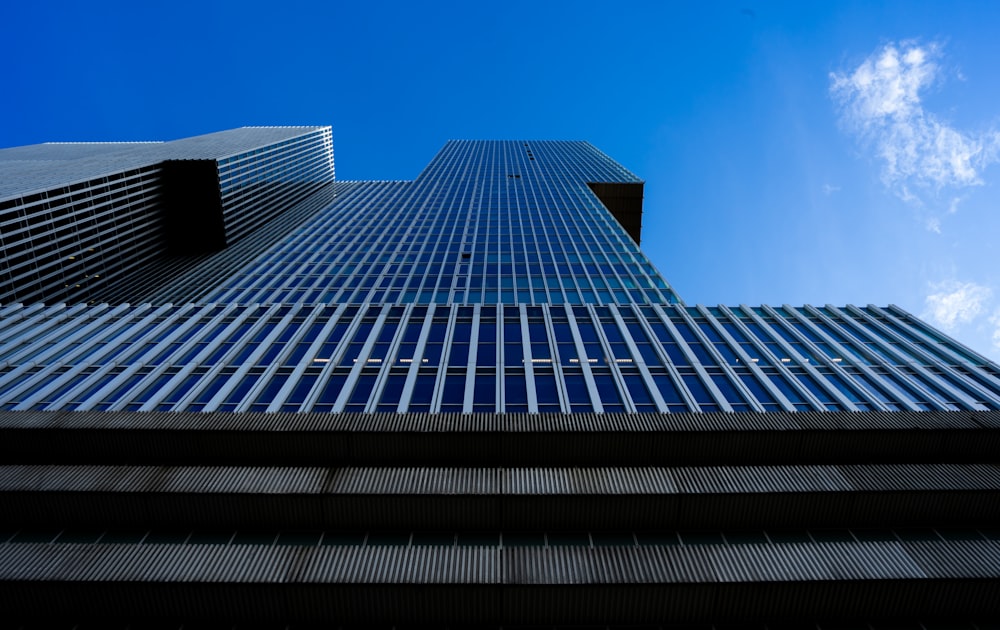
(0, 542, 998, 621)
(0, 301, 997, 416)
(1, 131, 1000, 626)
(0, 127, 334, 305)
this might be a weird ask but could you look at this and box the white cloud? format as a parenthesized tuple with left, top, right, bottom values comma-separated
(830, 42, 999, 204)
(947, 196, 963, 214)
(822, 183, 841, 195)
(925, 217, 941, 233)
(924, 280, 992, 331)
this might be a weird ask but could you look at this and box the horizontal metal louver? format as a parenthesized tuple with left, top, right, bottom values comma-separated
(3, 540, 999, 584)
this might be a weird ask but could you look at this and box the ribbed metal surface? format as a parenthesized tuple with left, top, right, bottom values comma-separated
(673, 465, 854, 493)
(0, 543, 500, 584)
(2, 540, 999, 584)
(4, 409, 999, 433)
(505, 467, 677, 495)
(2, 464, 998, 530)
(0, 127, 333, 307)
(0, 127, 329, 199)
(0, 465, 328, 494)
(3, 410, 999, 467)
(0, 544, 297, 582)
(327, 467, 502, 494)
(902, 539, 1000, 578)
(2, 464, 997, 495)
(838, 463, 1000, 490)
(299, 545, 499, 584)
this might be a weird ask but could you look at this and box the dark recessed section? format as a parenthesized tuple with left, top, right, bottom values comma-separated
(587, 181, 644, 244)
(161, 159, 227, 255)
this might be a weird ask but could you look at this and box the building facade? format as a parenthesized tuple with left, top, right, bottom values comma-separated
(0, 129, 999, 628)
(0, 126, 333, 305)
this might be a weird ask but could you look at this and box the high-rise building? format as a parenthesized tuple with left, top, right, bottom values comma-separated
(0, 127, 999, 627)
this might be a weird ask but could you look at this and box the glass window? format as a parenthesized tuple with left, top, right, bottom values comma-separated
(409, 374, 435, 411)
(534, 372, 560, 408)
(622, 374, 655, 412)
(593, 372, 624, 413)
(473, 374, 495, 410)
(710, 374, 750, 411)
(376, 375, 406, 411)
(563, 372, 592, 412)
(505, 374, 528, 412)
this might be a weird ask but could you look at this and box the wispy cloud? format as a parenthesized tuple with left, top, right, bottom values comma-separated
(924, 279, 992, 331)
(822, 183, 841, 195)
(947, 196, 963, 214)
(830, 42, 999, 207)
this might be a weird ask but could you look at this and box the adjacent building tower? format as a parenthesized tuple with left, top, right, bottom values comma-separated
(1, 127, 999, 628)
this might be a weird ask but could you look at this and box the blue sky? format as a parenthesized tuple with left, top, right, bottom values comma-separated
(3, 0, 1000, 361)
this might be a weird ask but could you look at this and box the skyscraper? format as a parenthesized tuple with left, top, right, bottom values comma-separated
(0, 127, 999, 627)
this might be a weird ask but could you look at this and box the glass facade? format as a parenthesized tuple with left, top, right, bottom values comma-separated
(0, 301, 997, 414)
(185, 140, 676, 306)
(0, 137, 998, 414)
